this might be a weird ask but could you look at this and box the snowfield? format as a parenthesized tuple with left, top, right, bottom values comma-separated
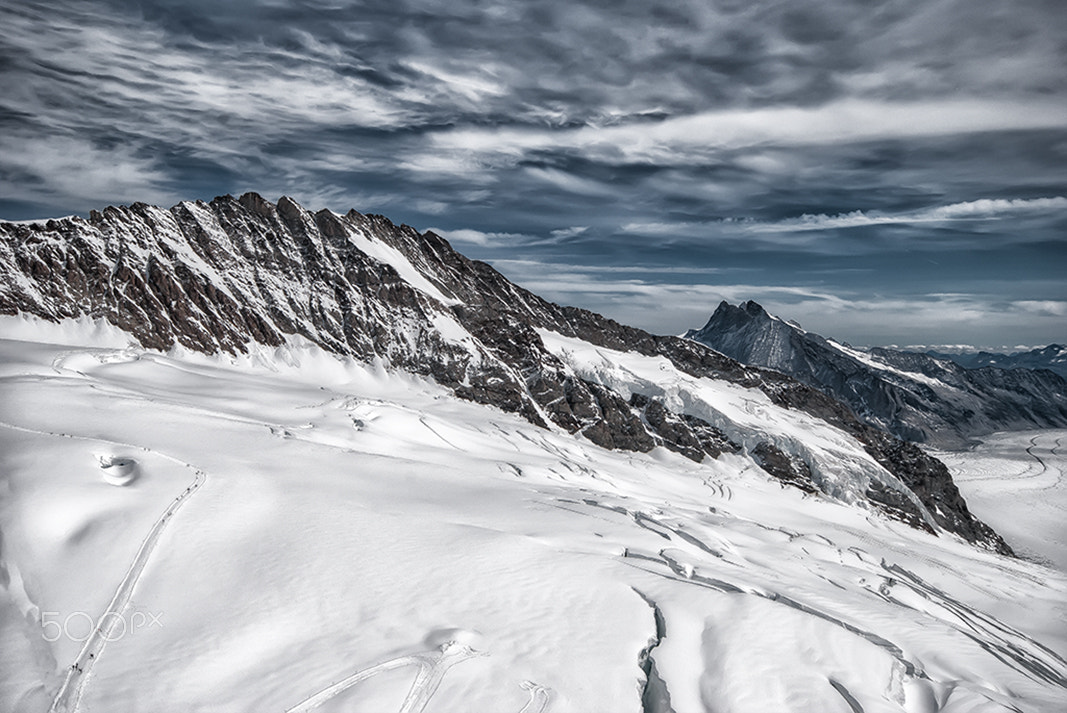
(932, 430, 1067, 573)
(1, 317, 1065, 713)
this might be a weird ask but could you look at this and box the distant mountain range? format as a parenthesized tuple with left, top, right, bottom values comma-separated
(928, 344, 1067, 380)
(686, 301, 1067, 449)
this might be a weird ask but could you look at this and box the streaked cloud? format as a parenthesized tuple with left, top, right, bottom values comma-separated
(927, 198, 1067, 220)
(426, 99, 1067, 169)
(754, 197, 1067, 232)
(1011, 300, 1067, 318)
(425, 227, 533, 246)
(0, 0, 1064, 346)
(619, 197, 1067, 253)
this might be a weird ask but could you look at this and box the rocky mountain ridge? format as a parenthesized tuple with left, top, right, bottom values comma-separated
(686, 300, 1067, 449)
(0, 194, 1010, 553)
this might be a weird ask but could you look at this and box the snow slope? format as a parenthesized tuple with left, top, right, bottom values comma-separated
(1, 318, 1065, 713)
(536, 328, 933, 518)
(827, 340, 945, 389)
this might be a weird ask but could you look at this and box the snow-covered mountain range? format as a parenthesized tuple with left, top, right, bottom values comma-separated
(1, 195, 1065, 712)
(929, 345, 1067, 381)
(0, 194, 1009, 552)
(686, 301, 1067, 449)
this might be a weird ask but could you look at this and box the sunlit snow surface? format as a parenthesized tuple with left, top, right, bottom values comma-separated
(0, 317, 1065, 713)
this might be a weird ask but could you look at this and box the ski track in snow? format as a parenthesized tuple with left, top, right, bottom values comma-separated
(0, 338, 219, 713)
(283, 643, 482, 713)
(1023, 433, 1067, 498)
(282, 641, 550, 713)
(516, 680, 552, 713)
(1, 346, 556, 712)
(0, 418, 207, 713)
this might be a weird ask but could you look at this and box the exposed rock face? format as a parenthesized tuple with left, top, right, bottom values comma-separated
(0, 194, 1011, 554)
(860, 430, 1004, 547)
(629, 393, 741, 462)
(686, 300, 1067, 449)
(750, 443, 819, 495)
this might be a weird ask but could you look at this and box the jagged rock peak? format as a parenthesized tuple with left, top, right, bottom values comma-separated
(689, 299, 774, 336)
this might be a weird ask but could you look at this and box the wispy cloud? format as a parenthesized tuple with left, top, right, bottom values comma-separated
(426, 228, 533, 246)
(0, 132, 174, 209)
(425, 99, 1067, 170)
(549, 226, 590, 240)
(620, 197, 1067, 251)
(489, 259, 734, 276)
(1, 0, 1064, 346)
(747, 197, 1067, 232)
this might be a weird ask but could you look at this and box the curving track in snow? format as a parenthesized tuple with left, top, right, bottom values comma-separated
(0, 418, 207, 713)
(283, 643, 483, 713)
(48, 468, 205, 713)
(1024, 433, 1066, 497)
(283, 642, 551, 713)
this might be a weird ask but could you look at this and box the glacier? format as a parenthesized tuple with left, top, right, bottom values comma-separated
(0, 317, 1063, 712)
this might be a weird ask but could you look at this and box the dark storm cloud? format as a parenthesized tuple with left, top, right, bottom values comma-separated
(1, 0, 1065, 346)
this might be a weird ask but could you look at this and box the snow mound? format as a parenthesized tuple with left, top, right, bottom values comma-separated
(98, 456, 137, 486)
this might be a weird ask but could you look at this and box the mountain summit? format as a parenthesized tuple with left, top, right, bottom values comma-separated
(686, 300, 1067, 448)
(0, 195, 1011, 553)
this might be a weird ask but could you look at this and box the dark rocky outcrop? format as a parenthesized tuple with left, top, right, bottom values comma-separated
(750, 442, 819, 495)
(630, 393, 741, 462)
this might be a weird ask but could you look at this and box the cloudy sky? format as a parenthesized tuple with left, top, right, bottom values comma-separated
(2, 0, 1065, 349)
